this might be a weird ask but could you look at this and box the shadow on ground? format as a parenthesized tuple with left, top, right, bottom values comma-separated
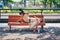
(37, 27, 60, 40)
(0, 27, 60, 40)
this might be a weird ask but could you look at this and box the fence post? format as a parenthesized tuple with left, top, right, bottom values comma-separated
(0, 10, 1, 19)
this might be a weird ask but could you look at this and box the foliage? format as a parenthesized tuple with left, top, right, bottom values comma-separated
(0, 9, 60, 14)
(57, 0, 60, 4)
(41, 0, 59, 8)
(5, 0, 14, 3)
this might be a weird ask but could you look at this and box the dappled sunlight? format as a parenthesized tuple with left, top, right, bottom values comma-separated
(0, 25, 60, 40)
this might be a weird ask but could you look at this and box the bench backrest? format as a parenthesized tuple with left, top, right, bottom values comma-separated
(30, 15, 44, 19)
(8, 15, 22, 22)
(8, 15, 44, 22)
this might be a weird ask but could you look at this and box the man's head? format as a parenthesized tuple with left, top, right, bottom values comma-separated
(19, 9, 25, 15)
(19, 9, 23, 11)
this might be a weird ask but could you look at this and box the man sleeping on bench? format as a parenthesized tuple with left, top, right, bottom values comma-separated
(17, 9, 41, 32)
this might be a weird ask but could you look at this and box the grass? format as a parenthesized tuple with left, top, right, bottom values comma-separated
(0, 9, 60, 14)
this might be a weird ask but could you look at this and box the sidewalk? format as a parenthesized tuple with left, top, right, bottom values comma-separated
(0, 23, 60, 40)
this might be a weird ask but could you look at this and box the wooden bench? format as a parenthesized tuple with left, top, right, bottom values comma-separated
(8, 14, 45, 33)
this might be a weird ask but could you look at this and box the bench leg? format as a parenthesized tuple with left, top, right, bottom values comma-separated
(40, 25, 44, 33)
(9, 26, 11, 31)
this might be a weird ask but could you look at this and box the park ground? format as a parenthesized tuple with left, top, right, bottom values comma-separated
(0, 23, 60, 40)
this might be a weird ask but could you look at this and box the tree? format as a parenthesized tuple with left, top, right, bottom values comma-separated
(41, 0, 58, 8)
(57, 0, 60, 8)
(3, 0, 14, 6)
(41, 0, 47, 8)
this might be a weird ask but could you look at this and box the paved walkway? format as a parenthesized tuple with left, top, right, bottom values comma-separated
(0, 23, 60, 40)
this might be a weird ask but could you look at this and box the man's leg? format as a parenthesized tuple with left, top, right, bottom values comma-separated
(33, 25, 38, 33)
